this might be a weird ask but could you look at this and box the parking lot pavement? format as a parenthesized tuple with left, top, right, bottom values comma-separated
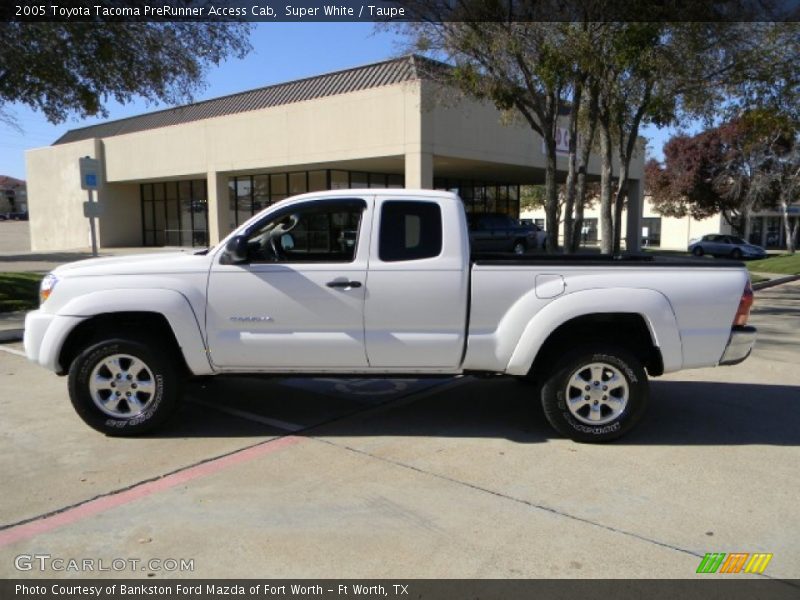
(0, 282, 798, 580)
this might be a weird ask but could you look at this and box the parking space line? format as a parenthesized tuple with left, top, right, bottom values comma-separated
(187, 398, 304, 431)
(0, 435, 303, 549)
(0, 376, 467, 549)
(0, 345, 26, 358)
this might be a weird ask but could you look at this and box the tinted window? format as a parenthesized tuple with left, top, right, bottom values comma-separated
(379, 201, 442, 262)
(244, 200, 364, 264)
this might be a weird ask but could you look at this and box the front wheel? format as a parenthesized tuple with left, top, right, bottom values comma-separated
(68, 336, 181, 435)
(692, 246, 704, 257)
(730, 248, 743, 260)
(540, 345, 649, 443)
(512, 240, 527, 255)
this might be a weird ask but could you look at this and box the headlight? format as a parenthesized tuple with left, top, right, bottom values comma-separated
(39, 273, 58, 304)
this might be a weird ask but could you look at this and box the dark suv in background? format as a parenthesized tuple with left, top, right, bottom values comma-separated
(468, 213, 546, 254)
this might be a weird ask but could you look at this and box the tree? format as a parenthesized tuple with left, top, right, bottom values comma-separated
(0, 18, 251, 124)
(398, 4, 580, 252)
(646, 111, 799, 250)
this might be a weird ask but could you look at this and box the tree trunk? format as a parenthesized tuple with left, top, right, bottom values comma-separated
(544, 133, 560, 253)
(571, 85, 599, 253)
(742, 209, 752, 240)
(599, 122, 614, 254)
(573, 168, 588, 253)
(563, 82, 582, 254)
(612, 164, 629, 254)
(782, 200, 797, 254)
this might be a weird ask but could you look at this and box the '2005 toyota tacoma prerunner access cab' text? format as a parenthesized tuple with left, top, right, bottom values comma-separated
(24, 190, 756, 442)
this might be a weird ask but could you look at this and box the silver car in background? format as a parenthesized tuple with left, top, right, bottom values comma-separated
(688, 234, 767, 260)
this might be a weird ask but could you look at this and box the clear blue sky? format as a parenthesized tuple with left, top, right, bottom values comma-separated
(0, 22, 678, 181)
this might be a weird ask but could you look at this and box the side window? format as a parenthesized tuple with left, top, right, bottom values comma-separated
(244, 200, 364, 263)
(379, 201, 443, 262)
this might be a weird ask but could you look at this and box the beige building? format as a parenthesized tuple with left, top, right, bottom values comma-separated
(522, 197, 799, 251)
(26, 55, 645, 252)
(522, 197, 731, 251)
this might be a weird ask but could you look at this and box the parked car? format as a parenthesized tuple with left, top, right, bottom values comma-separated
(468, 213, 546, 254)
(688, 234, 766, 260)
(3, 211, 29, 221)
(25, 190, 756, 443)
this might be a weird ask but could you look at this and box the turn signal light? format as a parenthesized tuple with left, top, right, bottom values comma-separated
(733, 281, 754, 327)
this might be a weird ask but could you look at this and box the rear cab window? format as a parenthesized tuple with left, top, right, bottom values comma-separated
(379, 201, 442, 262)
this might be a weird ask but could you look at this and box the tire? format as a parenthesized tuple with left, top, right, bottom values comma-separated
(540, 345, 649, 443)
(68, 336, 181, 435)
(512, 240, 527, 255)
(730, 248, 743, 260)
(692, 246, 704, 257)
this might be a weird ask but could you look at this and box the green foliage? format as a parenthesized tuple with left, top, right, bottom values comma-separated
(746, 254, 800, 276)
(520, 185, 546, 211)
(0, 273, 42, 313)
(0, 18, 252, 123)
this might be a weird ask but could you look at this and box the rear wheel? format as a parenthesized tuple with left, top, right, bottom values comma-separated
(68, 335, 181, 435)
(540, 345, 649, 443)
(730, 248, 743, 260)
(692, 246, 705, 257)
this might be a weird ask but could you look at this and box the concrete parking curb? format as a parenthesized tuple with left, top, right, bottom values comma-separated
(753, 274, 800, 290)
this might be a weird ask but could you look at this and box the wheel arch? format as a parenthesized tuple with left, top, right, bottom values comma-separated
(528, 313, 663, 382)
(59, 312, 181, 376)
(504, 288, 683, 377)
(53, 289, 212, 376)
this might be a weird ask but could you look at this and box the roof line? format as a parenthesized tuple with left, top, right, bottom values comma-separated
(54, 54, 437, 143)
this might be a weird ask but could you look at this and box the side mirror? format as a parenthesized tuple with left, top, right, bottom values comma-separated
(222, 235, 249, 264)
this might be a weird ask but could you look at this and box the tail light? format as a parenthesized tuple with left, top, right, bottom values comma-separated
(733, 280, 754, 327)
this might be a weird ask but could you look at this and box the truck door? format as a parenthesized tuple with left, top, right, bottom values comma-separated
(364, 197, 469, 369)
(206, 197, 371, 370)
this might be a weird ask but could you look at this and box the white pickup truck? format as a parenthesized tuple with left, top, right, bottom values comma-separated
(24, 190, 756, 442)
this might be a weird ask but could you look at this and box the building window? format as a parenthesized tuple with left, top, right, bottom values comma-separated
(229, 169, 403, 226)
(369, 173, 387, 188)
(641, 217, 662, 248)
(308, 170, 327, 192)
(350, 171, 368, 188)
(141, 179, 208, 247)
(235, 176, 252, 229)
(330, 170, 349, 190)
(580, 218, 599, 244)
(765, 217, 782, 248)
(289, 172, 307, 195)
(271, 173, 288, 203)
(253, 175, 269, 213)
(387, 174, 404, 189)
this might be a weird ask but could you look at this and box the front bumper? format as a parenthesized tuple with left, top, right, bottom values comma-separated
(719, 325, 757, 366)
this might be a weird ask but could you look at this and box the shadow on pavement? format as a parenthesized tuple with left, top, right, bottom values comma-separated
(153, 376, 800, 446)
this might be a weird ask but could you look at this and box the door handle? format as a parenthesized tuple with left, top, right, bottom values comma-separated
(326, 280, 362, 289)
